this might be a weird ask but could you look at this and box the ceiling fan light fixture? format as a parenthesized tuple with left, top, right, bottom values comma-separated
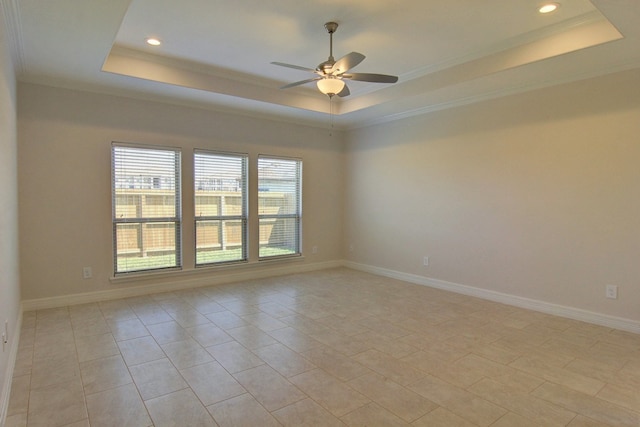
(317, 77, 345, 97)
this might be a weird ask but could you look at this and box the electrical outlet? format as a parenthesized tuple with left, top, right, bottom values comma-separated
(349, 244, 354, 252)
(423, 256, 429, 266)
(605, 284, 618, 299)
(312, 246, 318, 254)
(2, 333, 5, 352)
(82, 266, 92, 279)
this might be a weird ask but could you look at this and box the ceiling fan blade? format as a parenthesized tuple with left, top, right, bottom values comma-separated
(271, 62, 317, 73)
(342, 73, 399, 83)
(279, 77, 321, 89)
(337, 84, 350, 97)
(329, 52, 365, 74)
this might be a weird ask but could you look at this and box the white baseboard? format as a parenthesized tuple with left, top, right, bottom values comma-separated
(0, 306, 23, 427)
(344, 261, 640, 335)
(19, 259, 639, 335)
(22, 260, 343, 311)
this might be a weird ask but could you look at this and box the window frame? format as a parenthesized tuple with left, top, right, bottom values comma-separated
(193, 149, 249, 267)
(111, 142, 182, 275)
(257, 155, 303, 260)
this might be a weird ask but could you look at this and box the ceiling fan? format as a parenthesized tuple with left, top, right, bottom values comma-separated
(272, 22, 399, 98)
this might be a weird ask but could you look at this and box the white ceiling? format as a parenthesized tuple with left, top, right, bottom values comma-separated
(3, 0, 640, 128)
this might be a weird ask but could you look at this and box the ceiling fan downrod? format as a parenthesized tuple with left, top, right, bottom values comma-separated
(325, 22, 338, 65)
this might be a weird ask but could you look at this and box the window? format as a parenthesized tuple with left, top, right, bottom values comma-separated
(112, 143, 181, 274)
(258, 156, 302, 259)
(194, 151, 248, 266)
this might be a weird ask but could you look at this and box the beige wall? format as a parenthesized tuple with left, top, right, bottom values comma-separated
(0, 8, 20, 422)
(18, 83, 344, 300)
(345, 69, 640, 322)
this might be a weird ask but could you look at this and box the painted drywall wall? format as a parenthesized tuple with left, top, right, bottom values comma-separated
(345, 68, 640, 322)
(18, 83, 344, 301)
(0, 8, 21, 424)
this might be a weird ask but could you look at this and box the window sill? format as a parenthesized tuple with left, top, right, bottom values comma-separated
(109, 255, 305, 284)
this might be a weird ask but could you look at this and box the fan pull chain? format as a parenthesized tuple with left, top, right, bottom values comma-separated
(329, 96, 334, 137)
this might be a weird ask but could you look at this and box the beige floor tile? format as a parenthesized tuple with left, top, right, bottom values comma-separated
(75, 332, 120, 362)
(411, 406, 477, 427)
(205, 341, 264, 373)
(300, 346, 371, 382)
(567, 415, 615, 427)
(408, 374, 507, 427)
(132, 305, 174, 326)
(226, 325, 278, 349)
(7, 374, 30, 416)
(468, 378, 576, 426)
(206, 310, 249, 329)
(161, 337, 213, 369)
(129, 357, 188, 400)
(107, 317, 149, 341)
(28, 379, 87, 427)
(354, 330, 419, 358)
(99, 300, 137, 321)
(180, 361, 246, 406)
(340, 401, 410, 426)
(32, 332, 75, 362)
(348, 372, 436, 423)
(597, 382, 640, 413)
(531, 382, 640, 426)
(117, 335, 166, 367)
(491, 411, 546, 427)
(256, 301, 298, 319)
(71, 315, 111, 338)
(233, 364, 306, 411)
(145, 388, 217, 427)
(207, 393, 280, 427)
(85, 383, 152, 427)
(267, 326, 324, 353)
(272, 398, 345, 426)
(290, 369, 370, 417)
(68, 302, 103, 320)
(168, 307, 211, 328)
(80, 354, 132, 395)
(353, 349, 425, 386)
(253, 342, 316, 377)
(4, 413, 27, 427)
(146, 320, 191, 344)
(185, 298, 226, 316)
(316, 315, 369, 336)
(186, 323, 233, 347)
(8, 269, 640, 427)
(30, 354, 80, 389)
(510, 354, 605, 396)
(357, 316, 411, 339)
(309, 330, 373, 356)
(241, 312, 287, 332)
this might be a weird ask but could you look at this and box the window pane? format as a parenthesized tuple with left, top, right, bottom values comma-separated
(194, 151, 247, 266)
(259, 217, 300, 257)
(115, 222, 179, 273)
(112, 144, 181, 274)
(258, 157, 301, 259)
(195, 219, 246, 264)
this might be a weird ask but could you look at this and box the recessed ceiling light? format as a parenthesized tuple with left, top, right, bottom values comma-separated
(145, 37, 162, 46)
(539, 3, 559, 14)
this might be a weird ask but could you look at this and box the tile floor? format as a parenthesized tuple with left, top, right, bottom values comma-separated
(5, 268, 640, 426)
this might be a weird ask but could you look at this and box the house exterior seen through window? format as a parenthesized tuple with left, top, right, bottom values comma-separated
(111, 143, 182, 274)
(258, 156, 302, 259)
(194, 150, 248, 266)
